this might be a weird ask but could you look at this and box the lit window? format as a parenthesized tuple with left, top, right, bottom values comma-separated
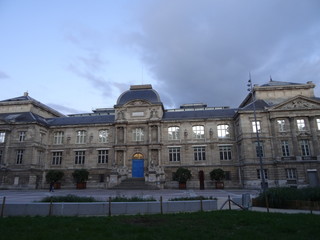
(255, 142, 264, 157)
(219, 145, 232, 160)
(317, 119, 320, 130)
(16, 149, 24, 164)
(19, 131, 26, 142)
(192, 125, 204, 139)
(133, 128, 144, 141)
(281, 140, 290, 157)
(257, 169, 268, 179)
(75, 151, 85, 164)
(297, 119, 306, 131)
(52, 152, 62, 165)
(169, 147, 180, 162)
(99, 130, 108, 143)
(0, 132, 5, 143)
(277, 120, 286, 132)
(300, 140, 310, 156)
(286, 168, 297, 179)
(217, 125, 230, 138)
(53, 131, 64, 144)
(76, 130, 86, 144)
(252, 121, 261, 133)
(98, 150, 108, 164)
(194, 146, 206, 161)
(168, 127, 180, 140)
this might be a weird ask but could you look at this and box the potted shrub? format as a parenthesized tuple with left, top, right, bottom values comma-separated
(173, 167, 192, 189)
(45, 170, 64, 190)
(72, 169, 89, 189)
(210, 168, 225, 189)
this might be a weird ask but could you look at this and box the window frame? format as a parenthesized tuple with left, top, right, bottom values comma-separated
(0, 132, 5, 143)
(168, 126, 180, 140)
(257, 169, 268, 179)
(296, 119, 306, 131)
(277, 119, 286, 132)
(192, 125, 205, 139)
(98, 149, 108, 164)
(255, 141, 264, 157)
(76, 130, 87, 144)
(53, 131, 64, 145)
(169, 147, 180, 162)
(217, 124, 230, 138)
(281, 140, 290, 157)
(75, 151, 86, 164)
(300, 139, 310, 156)
(52, 151, 62, 165)
(193, 146, 206, 161)
(252, 121, 261, 133)
(19, 131, 26, 142)
(98, 130, 108, 143)
(16, 149, 24, 164)
(219, 145, 232, 160)
(133, 128, 144, 141)
(317, 119, 320, 130)
(286, 168, 297, 179)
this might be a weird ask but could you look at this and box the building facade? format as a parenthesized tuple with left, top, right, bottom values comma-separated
(0, 81, 320, 189)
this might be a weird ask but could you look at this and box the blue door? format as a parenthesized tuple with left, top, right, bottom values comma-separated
(132, 159, 144, 178)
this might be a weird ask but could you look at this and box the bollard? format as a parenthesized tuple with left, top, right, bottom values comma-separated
(108, 197, 112, 217)
(160, 196, 163, 214)
(1, 196, 6, 218)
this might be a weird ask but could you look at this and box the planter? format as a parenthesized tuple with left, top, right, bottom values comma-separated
(53, 182, 61, 189)
(76, 182, 87, 189)
(179, 182, 186, 189)
(215, 182, 224, 189)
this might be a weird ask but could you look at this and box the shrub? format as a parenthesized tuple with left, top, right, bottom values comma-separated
(169, 196, 216, 201)
(72, 169, 89, 183)
(110, 196, 156, 202)
(40, 194, 98, 202)
(45, 170, 64, 183)
(173, 167, 192, 183)
(210, 168, 225, 182)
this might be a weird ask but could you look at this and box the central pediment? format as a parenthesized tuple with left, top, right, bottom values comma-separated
(268, 96, 320, 111)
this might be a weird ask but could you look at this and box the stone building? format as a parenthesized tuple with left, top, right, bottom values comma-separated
(0, 81, 319, 189)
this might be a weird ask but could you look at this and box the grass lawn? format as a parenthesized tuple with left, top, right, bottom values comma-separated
(1, 210, 320, 240)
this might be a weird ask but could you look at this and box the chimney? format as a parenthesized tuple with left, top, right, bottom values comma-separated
(24, 92, 28, 97)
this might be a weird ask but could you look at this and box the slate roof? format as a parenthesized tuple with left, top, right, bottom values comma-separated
(260, 80, 302, 87)
(0, 112, 48, 125)
(47, 115, 115, 126)
(163, 108, 237, 120)
(116, 88, 162, 106)
(0, 95, 33, 102)
(239, 99, 270, 111)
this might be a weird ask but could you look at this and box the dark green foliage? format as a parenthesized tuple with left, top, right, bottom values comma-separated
(209, 168, 225, 181)
(40, 194, 98, 202)
(45, 170, 64, 183)
(173, 167, 192, 183)
(110, 196, 156, 202)
(1, 211, 320, 240)
(72, 169, 89, 183)
(256, 187, 320, 208)
(168, 196, 216, 201)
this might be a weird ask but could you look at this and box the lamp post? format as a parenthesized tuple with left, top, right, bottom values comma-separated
(247, 77, 267, 192)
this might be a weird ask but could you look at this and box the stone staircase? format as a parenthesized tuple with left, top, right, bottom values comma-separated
(112, 178, 159, 190)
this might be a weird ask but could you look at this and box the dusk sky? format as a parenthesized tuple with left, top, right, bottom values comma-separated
(1, 0, 320, 114)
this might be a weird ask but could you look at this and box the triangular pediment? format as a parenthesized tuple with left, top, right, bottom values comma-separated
(269, 95, 320, 111)
(125, 99, 152, 107)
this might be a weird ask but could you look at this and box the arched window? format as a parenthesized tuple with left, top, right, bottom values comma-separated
(168, 126, 180, 140)
(133, 153, 144, 159)
(192, 125, 204, 139)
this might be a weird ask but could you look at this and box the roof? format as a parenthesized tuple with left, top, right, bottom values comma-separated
(260, 80, 303, 87)
(163, 108, 237, 120)
(47, 115, 115, 126)
(239, 99, 270, 111)
(0, 112, 48, 125)
(116, 85, 162, 106)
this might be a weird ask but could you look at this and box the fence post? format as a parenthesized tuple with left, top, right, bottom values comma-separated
(1, 197, 6, 218)
(108, 197, 112, 217)
(309, 200, 313, 214)
(48, 197, 53, 216)
(200, 199, 203, 212)
(228, 195, 231, 210)
(265, 192, 269, 213)
(160, 196, 163, 214)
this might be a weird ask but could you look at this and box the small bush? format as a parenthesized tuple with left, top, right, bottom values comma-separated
(40, 194, 99, 202)
(111, 196, 156, 202)
(169, 196, 216, 201)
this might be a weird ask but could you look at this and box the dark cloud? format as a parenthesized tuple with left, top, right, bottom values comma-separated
(0, 70, 10, 79)
(131, 0, 320, 108)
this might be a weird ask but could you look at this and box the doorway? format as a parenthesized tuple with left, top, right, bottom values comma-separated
(132, 153, 144, 178)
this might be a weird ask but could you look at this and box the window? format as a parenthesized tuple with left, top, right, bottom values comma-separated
(133, 128, 144, 141)
(53, 131, 64, 144)
(219, 145, 232, 160)
(257, 169, 268, 179)
(194, 146, 206, 161)
(192, 125, 204, 139)
(168, 127, 180, 140)
(52, 152, 62, 165)
(98, 150, 108, 164)
(76, 130, 86, 144)
(277, 120, 286, 132)
(300, 140, 310, 156)
(0, 149, 2, 164)
(16, 149, 24, 164)
(0, 132, 5, 143)
(217, 124, 230, 138)
(286, 168, 297, 179)
(75, 151, 85, 164)
(19, 131, 26, 142)
(317, 119, 320, 130)
(99, 130, 108, 143)
(255, 142, 264, 157)
(297, 119, 306, 131)
(281, 140, 290, 157)
(169, 147, 180, 162)
(252, 121, 261, 133)
(224, 171, 231, 181)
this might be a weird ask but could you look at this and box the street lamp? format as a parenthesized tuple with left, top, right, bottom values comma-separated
(247, 76, 267, 192)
